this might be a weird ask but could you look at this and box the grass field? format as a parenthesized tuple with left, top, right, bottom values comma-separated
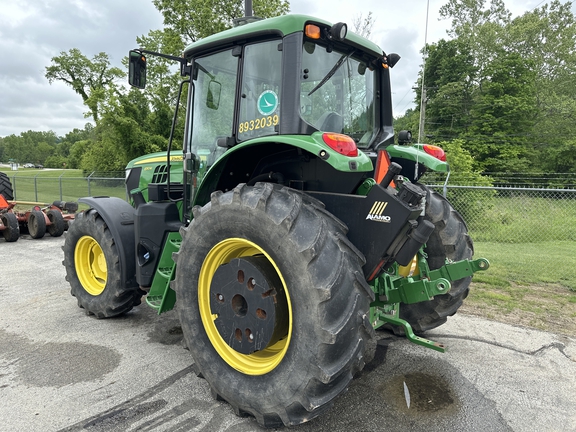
(0, 168, 125, 202)
(460, 241, 576, 336)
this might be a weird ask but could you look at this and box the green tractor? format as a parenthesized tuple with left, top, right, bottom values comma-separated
(63, 11, 488, 428)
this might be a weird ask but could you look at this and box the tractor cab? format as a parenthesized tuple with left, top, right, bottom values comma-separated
(129, 15, 400, 220)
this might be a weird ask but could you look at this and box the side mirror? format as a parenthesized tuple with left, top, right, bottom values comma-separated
(129, 50, 147, 89)
(206, 79, 221, 110)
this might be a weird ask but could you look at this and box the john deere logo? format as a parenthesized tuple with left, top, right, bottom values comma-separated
(366, 201, 391, 223)
(257, 90, 279, 116)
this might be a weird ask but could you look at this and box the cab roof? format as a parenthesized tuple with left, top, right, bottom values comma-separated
(183, 14, 383, 59)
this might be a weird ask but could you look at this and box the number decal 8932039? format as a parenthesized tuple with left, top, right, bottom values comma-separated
(239, 115, 279, 133)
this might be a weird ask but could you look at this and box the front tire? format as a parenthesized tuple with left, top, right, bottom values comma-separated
(174, 183, 374, 427)
(399, 184, 474, 332)
(62, 209, 144, 318)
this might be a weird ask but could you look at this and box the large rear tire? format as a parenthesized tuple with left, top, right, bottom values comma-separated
(62, 209, 144, 318)
(0, 172, 14, 200)
(398, 184, 474, 333)
(174, 183, 374, 427)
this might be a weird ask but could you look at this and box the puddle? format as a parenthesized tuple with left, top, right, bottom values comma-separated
(0, 329, 121, 387)
(380, 372, 459, 414)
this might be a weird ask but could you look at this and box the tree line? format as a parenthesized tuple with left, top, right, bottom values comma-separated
(395, 0, 576, 175)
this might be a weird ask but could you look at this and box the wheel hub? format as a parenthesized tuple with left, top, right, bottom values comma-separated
(210, 256, 288, 355)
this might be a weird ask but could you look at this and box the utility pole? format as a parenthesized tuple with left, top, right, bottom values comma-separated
(418, 85, 427, 144)
(417, 0, 430, 144)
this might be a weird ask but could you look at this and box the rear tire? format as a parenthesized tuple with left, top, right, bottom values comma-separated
(174, 183, 374, 427)
(62, 209, 144, 318)
(28, 210, 46, 239)
(1, 213, 19, 242)
(0, 172, 14, 200)
(398, 184, 473, 333)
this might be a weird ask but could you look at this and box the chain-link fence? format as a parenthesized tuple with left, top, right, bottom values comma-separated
(426, 183, 576, 289)
(6, 170, 575, 287)
(427, 185, 576, 243)
(8, 172, 125, 203)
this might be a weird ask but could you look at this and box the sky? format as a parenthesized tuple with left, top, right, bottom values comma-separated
(0, 0, 571, 138)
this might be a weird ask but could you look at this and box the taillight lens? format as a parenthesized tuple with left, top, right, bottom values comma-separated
(322, 133, 358, 157)
(423, 144, 446, 161)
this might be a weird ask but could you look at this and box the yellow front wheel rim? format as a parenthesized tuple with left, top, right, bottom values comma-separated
(199, 238, 292, 375)
(75, 235, 107, 296)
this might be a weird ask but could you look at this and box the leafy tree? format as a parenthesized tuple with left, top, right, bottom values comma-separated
(417, 38, 476, 141)
(465, 52, 538, 172)
(151, 0, 290, 45)
(45, 49, 124, 121)
(0, 131, 59, 165)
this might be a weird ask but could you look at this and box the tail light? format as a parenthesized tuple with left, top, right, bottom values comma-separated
(322, 133, 358, 157)
(422, 144, 446, 161)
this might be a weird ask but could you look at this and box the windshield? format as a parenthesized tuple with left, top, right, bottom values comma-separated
(300, 42, 376, 147)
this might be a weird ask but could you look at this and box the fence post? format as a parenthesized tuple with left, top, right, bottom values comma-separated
(87, 171, 95, 196)
(34, 173, 39, 202)
(59, 172, 64, 201)
(11, 175, 16, 200)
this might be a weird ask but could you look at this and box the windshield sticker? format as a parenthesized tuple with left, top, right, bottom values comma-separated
(257, 90, 279, 116)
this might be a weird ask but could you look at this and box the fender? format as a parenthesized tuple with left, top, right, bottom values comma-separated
(386, 144, 449, 173)
(194, 132, 374, 206)
(78, 197, 137, 289)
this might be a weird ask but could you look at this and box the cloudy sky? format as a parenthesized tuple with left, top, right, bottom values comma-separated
(0, 0, 569, 138)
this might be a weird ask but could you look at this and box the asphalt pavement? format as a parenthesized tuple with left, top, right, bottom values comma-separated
(1, 234, 575, 431)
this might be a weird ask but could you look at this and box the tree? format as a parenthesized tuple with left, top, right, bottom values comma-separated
(151, 0, 290, 45)
(416, 38, 476, 141)
(0, 131, 59, 165)
(352, 12, 375, 39)
(45, 49, 124, 122)
(465, 51, 538, 172)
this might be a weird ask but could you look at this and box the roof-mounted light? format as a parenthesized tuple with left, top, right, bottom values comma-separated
(305, 24, 321, 39)
(330, 22, 347, 41)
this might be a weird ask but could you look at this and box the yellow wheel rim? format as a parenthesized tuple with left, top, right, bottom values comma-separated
(199, 238, 292, 375)
(75, 235, 107, 296)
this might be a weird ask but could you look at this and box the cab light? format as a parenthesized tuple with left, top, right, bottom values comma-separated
(305, 24, 321, 39)
(322, 133, 358, 157)
(423, 144, 446, 161)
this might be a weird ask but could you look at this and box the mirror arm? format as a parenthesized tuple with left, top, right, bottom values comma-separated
(132, 48, 185, 64)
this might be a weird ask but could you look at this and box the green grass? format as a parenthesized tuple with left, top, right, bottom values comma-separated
(464, 195, 576, 243)
(473, 241, 576, 290)
(0, 168, 125, 203)
(466, 240, 576, 336)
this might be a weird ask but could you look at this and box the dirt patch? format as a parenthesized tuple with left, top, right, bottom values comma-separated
(460, 282, 576, 337)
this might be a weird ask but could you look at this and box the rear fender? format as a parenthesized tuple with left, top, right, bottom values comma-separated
(194, 133, 374, 207)
(78, 197, 136, 288)
(386, 145, 449, 173)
